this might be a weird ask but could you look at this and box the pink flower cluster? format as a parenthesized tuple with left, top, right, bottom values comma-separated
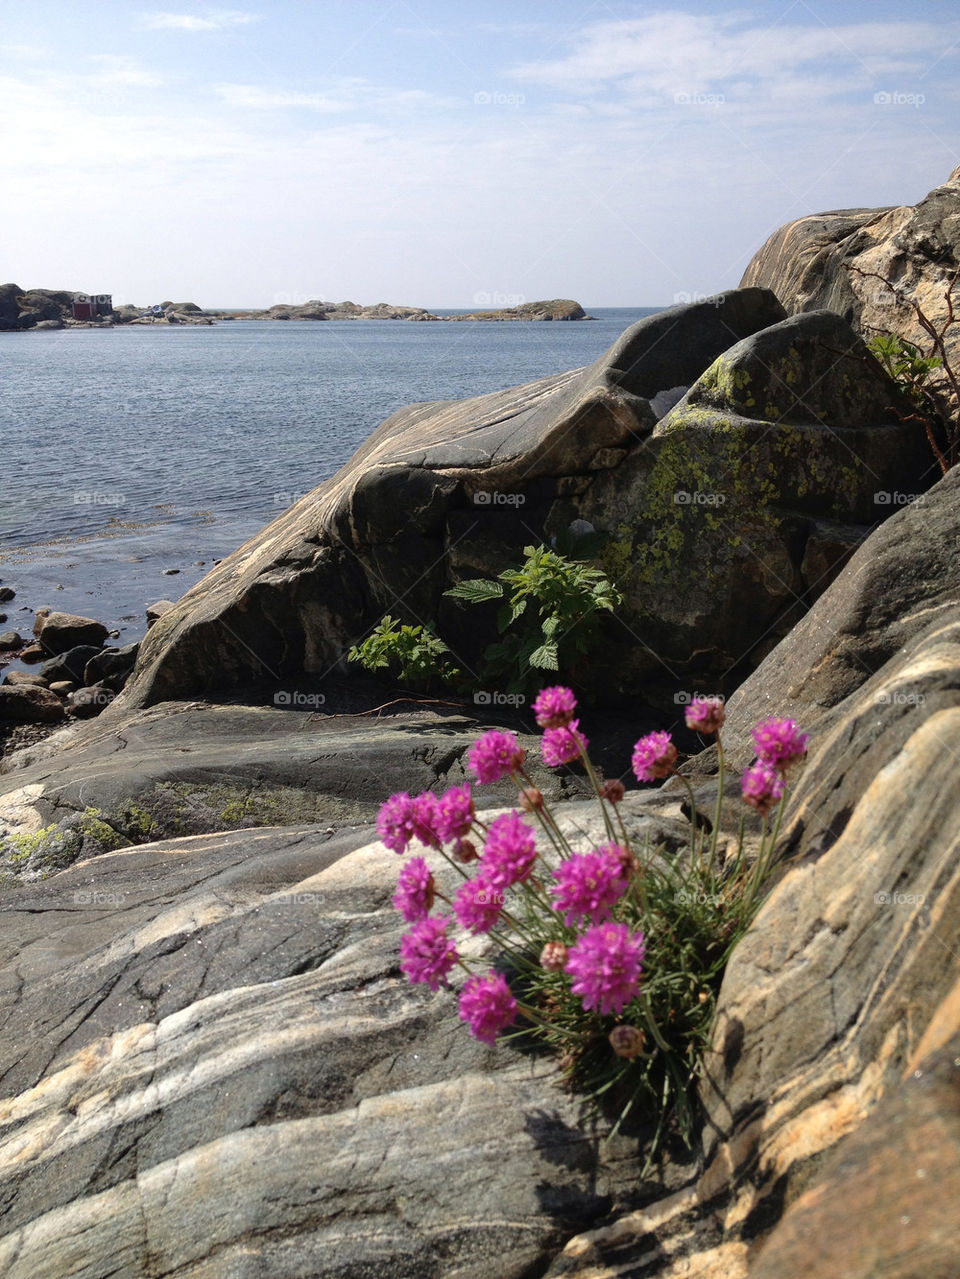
(468, 729, 525, 784)
(566, 922, 646, 1015)
(631, 730, 678, 782)
(684, 696, 726, 735)
(741, 718, 808, 813)
(536, 687, 588, 768)
(377, 783, 477, 855)
(385, 687, 807, 1057)
(551, 846, 629, 926)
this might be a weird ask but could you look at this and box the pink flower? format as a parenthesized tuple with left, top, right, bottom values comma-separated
(400, 915, 458, 990)
(411, 792, 442, 847)
(480, 811, 538, 889)
(452, 875, 505, 933)
(685, 696, 726, 735)
(541, 719, 588, 768)
(631, 731, 678, 782)
(740, 762, 785, 816)
(752, 718, 809, 771)
(458, 971, 518, 1045)
(435, 784, 475, 844)
(551, 847, 629, 926)
(468, 730, 525, 784)
(377, 792, 418, 854)
(533, 685, 577, 729)
(565, 922, 646, 1015)
(392, 856, 436, 922)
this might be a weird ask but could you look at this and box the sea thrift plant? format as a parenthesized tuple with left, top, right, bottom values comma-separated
(381, 685, 805, 1162)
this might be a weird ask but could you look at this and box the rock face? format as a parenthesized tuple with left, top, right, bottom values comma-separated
(0, 703, 606, 880)
(110, 288, 937, 713)
(0, 812, 651, 1278)
(711, 463, 960, 770)
(545, 454, 960, 1277)
(741, 166, 960, 373)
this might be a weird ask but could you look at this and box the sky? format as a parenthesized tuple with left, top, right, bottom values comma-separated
(1, 0, 959, 307)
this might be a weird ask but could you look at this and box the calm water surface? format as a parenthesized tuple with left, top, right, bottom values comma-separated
(0, 309, 658, 645)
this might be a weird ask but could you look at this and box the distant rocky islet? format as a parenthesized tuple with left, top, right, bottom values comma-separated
(0, 285, 591, 330)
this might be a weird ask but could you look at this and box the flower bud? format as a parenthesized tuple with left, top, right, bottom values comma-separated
(520, 787, 544, 812)
(601, 779, 626, 804)
(540, 940, 568, 971)
(609, 1025, 645, 1059)
(454, 838, 479, 863)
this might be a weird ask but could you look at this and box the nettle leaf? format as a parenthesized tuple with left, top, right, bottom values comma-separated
(528, 641, 559, 670)
(444, 579, 504, 603)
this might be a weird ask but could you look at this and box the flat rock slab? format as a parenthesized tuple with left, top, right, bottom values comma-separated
(0, 700, 659, 879)
(0, 814, 653, 1278)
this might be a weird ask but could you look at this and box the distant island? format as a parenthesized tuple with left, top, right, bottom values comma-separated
(0, 284, 592, 330)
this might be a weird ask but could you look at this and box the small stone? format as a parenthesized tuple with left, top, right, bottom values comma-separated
(0, 632, 23, 651)
(49, 681, 76, 696)
(163, 568, 181, 576)
(0, 587, 14, 603)
(19, 644, 45, 664)
(3, 671, 49, 688)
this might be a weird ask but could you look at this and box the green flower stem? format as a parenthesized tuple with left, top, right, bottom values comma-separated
(640, 995, 672, 1055)
(706, 737, 726, 879)
(515, 768, 571, 858)
(576, 743, 617, 842)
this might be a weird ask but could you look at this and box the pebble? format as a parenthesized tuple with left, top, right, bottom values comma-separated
(163, 568, 181, 576)
(0, 588, 14, 603)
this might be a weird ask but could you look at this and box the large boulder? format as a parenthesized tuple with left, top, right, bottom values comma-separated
(570, 309, 936, 695)
(741, 166, 960, 375)
(108, 290, 935, 714)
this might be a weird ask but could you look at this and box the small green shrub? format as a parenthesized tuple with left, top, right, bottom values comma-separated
(444, 544, 622, 693)
(348, 614, 460, 691)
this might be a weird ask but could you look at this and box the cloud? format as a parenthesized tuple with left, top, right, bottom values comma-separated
(93, 56, 164, 89)
(140, 9, 259, 32)
(509, 13, 960, 105)
(213, 83, 351, 111)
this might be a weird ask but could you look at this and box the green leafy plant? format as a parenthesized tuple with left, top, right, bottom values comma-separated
(444, 544, 622, 693)
(348, 614, 460, 690)
(851, 263, 960, 473)
(382, 689, 806, 1168)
